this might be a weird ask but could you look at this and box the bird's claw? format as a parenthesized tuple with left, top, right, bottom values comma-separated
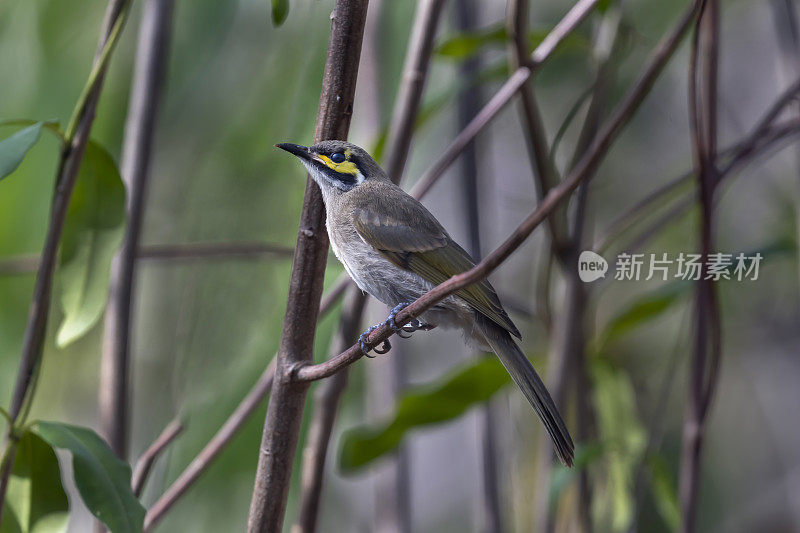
(359, 303, 427, 357)
(359, 324, 391, 357)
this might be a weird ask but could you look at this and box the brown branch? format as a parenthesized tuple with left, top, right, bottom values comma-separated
(143, 359, 275, 531)
(294, 0, 706, 384)
(132, 418, 184, 497)
(0, 0, 131, 519)
(247, 1, 369, 531)
(680, 2, 719, 531)
(100, 0, 174, 461)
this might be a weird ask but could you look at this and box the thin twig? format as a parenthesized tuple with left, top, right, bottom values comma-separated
(100, 0, 175, 461)
(294, 0, 706, 384)
(247, 1, 370, 531)
(143, 359, 275, 531)
(132, 418, 184, 497)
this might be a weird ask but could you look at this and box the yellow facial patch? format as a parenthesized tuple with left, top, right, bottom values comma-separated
(314, 151, 360, 176)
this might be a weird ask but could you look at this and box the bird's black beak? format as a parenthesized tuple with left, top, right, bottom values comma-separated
(276, 142, 312, 161)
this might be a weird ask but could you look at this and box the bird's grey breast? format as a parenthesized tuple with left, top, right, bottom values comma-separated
(326, 205, 432, 307)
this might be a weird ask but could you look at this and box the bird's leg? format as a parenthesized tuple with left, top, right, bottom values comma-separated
(358, 324, 391, 357)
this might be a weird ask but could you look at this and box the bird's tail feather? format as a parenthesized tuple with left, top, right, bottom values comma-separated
(475, 313, 575, 467)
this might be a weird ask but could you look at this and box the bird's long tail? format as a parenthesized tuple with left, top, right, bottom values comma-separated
(475, 313, 575, 467)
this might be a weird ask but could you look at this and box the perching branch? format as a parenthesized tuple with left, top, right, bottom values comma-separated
(294, 0, 707, 384)
(100, 0, 175, 461)
(247, 1, 370, 531)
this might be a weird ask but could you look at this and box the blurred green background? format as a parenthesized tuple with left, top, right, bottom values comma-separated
(1, 0, 799, 531)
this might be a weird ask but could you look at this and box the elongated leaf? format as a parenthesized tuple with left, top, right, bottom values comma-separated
(0, 123, 43, 182)
(591, 362, 646, 532)
(0, 431, 69, 533)
(339, 357, 512, 472)
(548, 441, 604, 507)
(600, 281, 689, 347)
(35, 422, 144, 533)
(436, 25, 506, 59)
(271, 0, 289, 26)
(436, 24, 589, 60)
(56, 141, 126, 347)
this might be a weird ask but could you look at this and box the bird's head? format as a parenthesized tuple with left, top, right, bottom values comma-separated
(276, 140, 386, 196)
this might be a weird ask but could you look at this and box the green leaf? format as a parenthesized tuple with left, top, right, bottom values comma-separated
(590, 361, 647, 532)
(435, 24, 589, 60)
(271, 0, 289, 26)
(0, 431, 69, 533)
(435, 25, 507, 59)
(0, 123, 43, 182)
(646, 453, 680, 531)
(34, 422, 144, 533)
(56, 141, 126, 347)
(600, 281, 689, 347)
(339, 357, 512, 472)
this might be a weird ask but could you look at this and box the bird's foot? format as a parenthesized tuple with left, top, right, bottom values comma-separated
(388, 302, 434, 338)
(359, 324, 391, 358)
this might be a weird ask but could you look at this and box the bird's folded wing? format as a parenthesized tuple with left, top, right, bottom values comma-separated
(352, 202, 521, 338)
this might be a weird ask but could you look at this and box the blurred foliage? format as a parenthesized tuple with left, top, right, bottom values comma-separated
(339, 356, 511, 472)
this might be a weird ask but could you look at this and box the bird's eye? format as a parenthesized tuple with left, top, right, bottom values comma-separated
(330, 152, 346, 163)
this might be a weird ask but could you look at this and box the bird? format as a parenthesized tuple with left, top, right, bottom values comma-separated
(277, 140, 574, 466)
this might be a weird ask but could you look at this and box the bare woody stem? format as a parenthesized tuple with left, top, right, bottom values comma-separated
(293, 0, 706, 384)
(100, 0, 175, 460)
(0, 0, 132, 519)
(246, 2, 369, 531)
